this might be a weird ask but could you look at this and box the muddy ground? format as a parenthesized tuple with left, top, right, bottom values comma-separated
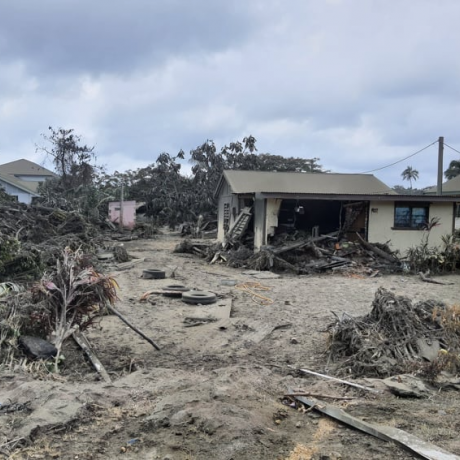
(1, 232, 460, 460)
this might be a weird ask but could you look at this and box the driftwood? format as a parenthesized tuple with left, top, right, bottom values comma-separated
(72, 329, 112, 383)
(419, 271, 454, 285)
(356, 232, 399, 264)
(107, 304, 161, 351)
(296, 368, 380, 393)
(284, 392, 355, 400)
(290, 392, 459, 460)
(271, 233, 337, 256)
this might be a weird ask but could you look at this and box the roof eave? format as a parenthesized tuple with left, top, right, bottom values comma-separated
(0, 176, 39, 195)
(259, 192, 460, 202)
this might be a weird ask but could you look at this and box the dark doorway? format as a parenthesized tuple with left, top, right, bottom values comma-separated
(277, 199, 342, 235)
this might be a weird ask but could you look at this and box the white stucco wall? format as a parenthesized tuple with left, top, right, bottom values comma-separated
(368, 201, 454, 255)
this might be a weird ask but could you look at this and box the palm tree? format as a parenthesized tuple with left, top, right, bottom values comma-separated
(444, 160, 460, 180)
(401, 166, 419, 191)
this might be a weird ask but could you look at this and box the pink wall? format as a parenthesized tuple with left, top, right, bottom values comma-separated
(109, 201, 136, 229)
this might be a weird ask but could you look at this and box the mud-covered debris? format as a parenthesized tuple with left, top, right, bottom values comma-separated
(18, 336, 57, 359)
(327, 287, 457, 377)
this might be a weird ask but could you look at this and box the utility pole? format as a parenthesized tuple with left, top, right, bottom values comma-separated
(437, 136, 444, 196)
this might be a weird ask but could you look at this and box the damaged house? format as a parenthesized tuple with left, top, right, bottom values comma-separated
(215, 170, 459, 254)
(0, 159, 56, 204)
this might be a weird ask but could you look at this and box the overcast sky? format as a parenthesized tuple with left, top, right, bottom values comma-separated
(1, 0, 460, 188)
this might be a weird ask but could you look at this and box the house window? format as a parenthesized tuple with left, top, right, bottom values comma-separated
(394, 203, 429, 229)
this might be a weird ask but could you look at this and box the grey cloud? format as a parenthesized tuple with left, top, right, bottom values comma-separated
(0, 0, 256, 75)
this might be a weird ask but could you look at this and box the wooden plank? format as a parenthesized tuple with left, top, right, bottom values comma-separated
(72, 330, 112, 383)
(356, 233, 399, 264)
(297, 368, 380, 393)
(291, 392, 460, 460)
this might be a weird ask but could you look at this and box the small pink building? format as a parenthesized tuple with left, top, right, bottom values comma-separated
(108, 201, 136, 229)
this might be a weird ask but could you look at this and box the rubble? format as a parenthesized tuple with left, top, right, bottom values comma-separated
(174, 232, 402, 275)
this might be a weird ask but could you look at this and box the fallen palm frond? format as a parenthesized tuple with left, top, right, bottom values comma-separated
(32, 247, 119, 371)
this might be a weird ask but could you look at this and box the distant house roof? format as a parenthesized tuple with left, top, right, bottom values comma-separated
(218, 170, 396, 196)
(0, 171, 39, 195)
(0, 159, 56, 177)
(424, 175, 460, 195)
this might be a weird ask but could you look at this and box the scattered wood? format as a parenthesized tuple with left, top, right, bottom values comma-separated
(290, 392, 459, 460)
(271, 233, 337, 256)
(183, 316, 218, 327)
(295, 367, 380, 393)
(419, 271, 454, 285)
(72, 329, 112, 383)
(356, 232, 400, 264)
(107, 304, 161, 351)
(284, 392, 355, 400)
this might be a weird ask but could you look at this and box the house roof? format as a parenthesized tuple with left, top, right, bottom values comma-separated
(0, 159, 56, 177)
(424, 175, 460, 195)
(0, 171, 39, 195)
(219, 170, 396, 196)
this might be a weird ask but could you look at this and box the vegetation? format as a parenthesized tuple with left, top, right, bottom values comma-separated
(97, 135, 326, 226)
(406, 219, 460, 273)
(401, 165, 419, 190)
(32, 248, 119, 371)
(0, 185, 14, 203)
(392, 185, 424, 195)
(36, 127, 113, 220)
(445, 159, 460, 180)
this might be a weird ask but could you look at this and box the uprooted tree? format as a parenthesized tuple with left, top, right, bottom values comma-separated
(32, 248, 119, 371)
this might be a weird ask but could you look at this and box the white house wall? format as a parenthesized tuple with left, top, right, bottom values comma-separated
(15, 175, 49, 182)
(217, 181, 240, 242)
(0, 179, 33, 204)
(368, 201, 454, 255)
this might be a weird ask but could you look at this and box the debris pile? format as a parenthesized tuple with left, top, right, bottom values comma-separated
(174, 233, 401, 275)
(0, 203, 109, 281)
(327, 287, 459, 377)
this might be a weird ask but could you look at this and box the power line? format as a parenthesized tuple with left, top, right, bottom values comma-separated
(358, 140, 438, 174)
(444, 143, 460, 155)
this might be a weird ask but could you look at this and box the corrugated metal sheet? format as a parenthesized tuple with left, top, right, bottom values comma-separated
(222, 170, 396, 195)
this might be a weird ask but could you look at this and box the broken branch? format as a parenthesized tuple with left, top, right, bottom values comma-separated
(107, 304, 161, 351)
